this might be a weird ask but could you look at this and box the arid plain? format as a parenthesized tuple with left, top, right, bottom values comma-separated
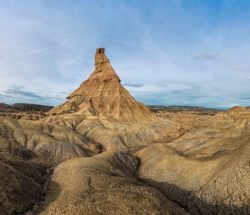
(0, 49, 249, 215)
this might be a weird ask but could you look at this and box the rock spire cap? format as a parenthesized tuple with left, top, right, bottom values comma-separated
(96, 48, 105, 54)
(95, 47, 109, 66)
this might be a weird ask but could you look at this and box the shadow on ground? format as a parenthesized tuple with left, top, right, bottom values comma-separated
(143, 179, 250, 215)
(29, 181, 61, 215)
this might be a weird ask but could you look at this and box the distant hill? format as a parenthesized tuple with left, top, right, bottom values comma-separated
(147, 105, 224, 112)
(0, 103, 224, 113)
(0, 103, 11, 109)
(0, 103, 53, 112)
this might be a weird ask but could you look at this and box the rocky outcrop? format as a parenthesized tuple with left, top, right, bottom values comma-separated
(49, 48, 155, 123)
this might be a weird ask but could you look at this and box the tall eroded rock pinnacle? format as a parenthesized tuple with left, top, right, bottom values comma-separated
(50, 48, 155, 122)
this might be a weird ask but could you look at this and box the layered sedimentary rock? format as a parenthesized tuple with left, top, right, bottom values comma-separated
(50, 48, 155, 123)
(46, 48, 181, 152)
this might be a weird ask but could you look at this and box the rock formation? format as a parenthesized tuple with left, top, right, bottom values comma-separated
(49, 48, 155, 123)
(45, 48, 181, 152)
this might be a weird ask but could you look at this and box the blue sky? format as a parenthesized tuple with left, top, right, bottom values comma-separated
(0, 0, 250, 108)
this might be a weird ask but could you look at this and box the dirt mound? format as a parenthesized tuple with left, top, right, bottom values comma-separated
(39, 152, 188, 215)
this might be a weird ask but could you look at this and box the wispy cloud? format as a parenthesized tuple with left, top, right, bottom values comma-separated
(194, 51, 221, 61)
(124, 83, 144, 88)
(0, 86, 65, 105)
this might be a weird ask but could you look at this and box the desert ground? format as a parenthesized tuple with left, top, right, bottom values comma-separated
(0, 48, 249, 215)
